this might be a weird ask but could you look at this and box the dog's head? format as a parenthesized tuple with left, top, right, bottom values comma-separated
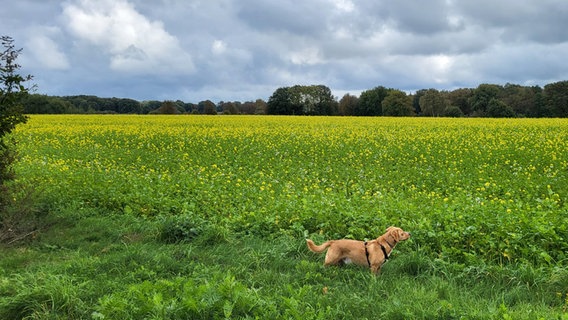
(385, 226, 411, 243)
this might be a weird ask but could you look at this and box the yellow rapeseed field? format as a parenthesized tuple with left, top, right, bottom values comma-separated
(13, 115, 568, 265)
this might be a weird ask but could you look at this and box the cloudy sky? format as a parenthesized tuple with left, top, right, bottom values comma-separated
(2, 0, 568, 102)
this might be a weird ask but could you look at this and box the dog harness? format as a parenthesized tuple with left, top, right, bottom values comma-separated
(364, 241, 371, 267)
(380, 244, 390, 262)
(365, 241, 391, 268)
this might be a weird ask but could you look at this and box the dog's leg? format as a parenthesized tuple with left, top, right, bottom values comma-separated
(370, 264, 382, 275)
(324, 248, 345, 266)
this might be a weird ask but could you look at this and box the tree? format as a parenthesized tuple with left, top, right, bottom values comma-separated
(447, 88, 474, 116)
(21, 94, 79, 114)
(382, 90, 414, 116)
(267, 87, 295, 115)
(443, 105, 464, 117)
(543, 81, 568, 117)
(220, 101, 239, 114)
(1, 36, 34, 243)
(267, 85, 335, 115)
(151, 100, 180, 114)
(254, 99, 267, 115)
(501, 83, 538, 117)
(486, 98, 515, 118)
(357, 86, 390, 116)
(469, 84, 501, 116)
(199, 100, 217, 115)
(419, 89, 449, 117)
(412, 89, 428, 115)
(1, 36, 32, 184)
(338, 93, 359, 116)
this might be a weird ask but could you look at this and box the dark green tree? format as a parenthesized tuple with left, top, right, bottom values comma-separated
(412, 89, 428, 115)
(356, 86, 390, 116)
(199, 100, 217, 115)
(267, 85, 335, 115)
(447, 88, 474, 115)
(1, 36, 34, 242)
(1, 36, 32, 184)
(254, 99, 267, 115)
(382, 90, 414, 116)
(21, 94, 79, 114)
(220, 101, 239, 114)
(267, 87, 293, 115)
(486, 98, 515, 118)
(469, 84, 502, 116)
(338, 93, 359, 116)
(151, 100, 180, 114)
(543, 80, 568, 117)
(501, 83, 539, 117)
(443, 105, 464, 117)
(419, 89, 449, 117)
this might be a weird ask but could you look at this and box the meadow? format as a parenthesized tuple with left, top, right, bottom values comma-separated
(1, 115, 567, 319)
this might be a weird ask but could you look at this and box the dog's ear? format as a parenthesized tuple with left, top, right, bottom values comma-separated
(386, 226, 400, 240)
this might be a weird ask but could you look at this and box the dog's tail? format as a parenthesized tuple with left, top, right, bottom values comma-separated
(306, 239, 332, 253)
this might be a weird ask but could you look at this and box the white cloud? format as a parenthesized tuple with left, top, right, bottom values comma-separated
(61, 0, 193, 74)
(211, 40, 227, 55)
(25, 27, 70, 70)
(289, 47, 324, 65)
(330, 0, 355, 13)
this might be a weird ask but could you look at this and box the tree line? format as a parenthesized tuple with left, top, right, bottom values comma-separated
(268, 82, 568, 117)
(19, 94, 269, 115)
(19, 80, 568, 117)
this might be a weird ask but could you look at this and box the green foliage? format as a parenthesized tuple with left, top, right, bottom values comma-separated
(338, 93, 359, 116)
(544, 80, 568, 117)
(267, 85, 336, 115)
(1, 35, 33, 243)
(469, 83, 501, 115)
(447, 88, 474, 115)
(199, 99, 217, 115)
(20, 94, 81, 114)
(419, 88, 449, 117)
(158, 211, 228, 244)
(94, 273, 264, 319)
(0, 36, 30, 136)
(382, 90, 414, 116)
(357, 85, 390, 116)
(443, 105, 464, 117)
(159, 213, 202, 243)
(151, 100, 181, 114)
(487, 98, 516, 118)
(0, 273, 88, 319)
(0, 36, 30, 178)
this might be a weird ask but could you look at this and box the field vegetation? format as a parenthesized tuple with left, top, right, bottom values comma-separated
(1, 115, 567, 319)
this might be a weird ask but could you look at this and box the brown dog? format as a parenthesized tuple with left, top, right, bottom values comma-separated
(306, 226, 411, 274)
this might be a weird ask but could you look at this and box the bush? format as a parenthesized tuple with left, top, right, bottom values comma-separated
(1, 36, 34, 244)
(0, 186, 44, 245)
(159, 214, 202, 243)
(93, 273, 266, 319)
(158, 212, 228, 244)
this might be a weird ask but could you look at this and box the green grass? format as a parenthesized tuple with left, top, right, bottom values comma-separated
(1, 207, 567, 319)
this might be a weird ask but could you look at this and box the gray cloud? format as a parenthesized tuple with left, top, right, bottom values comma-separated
(2, 0, 567, 102)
